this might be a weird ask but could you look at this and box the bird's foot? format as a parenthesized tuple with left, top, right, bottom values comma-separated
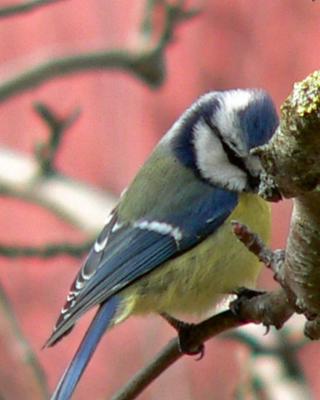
(230, 287, 271, 333)
(230, 287, 266, 319)
(161, 313, 205, 359)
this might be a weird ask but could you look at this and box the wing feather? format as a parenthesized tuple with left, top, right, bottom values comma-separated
(46, 187, 238, 347)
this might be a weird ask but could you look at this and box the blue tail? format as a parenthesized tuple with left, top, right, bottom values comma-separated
(51, 296, 120, 400)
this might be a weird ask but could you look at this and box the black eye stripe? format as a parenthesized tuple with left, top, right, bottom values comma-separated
(203, 116, 260, 190)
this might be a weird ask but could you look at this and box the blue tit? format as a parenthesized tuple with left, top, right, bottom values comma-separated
(46, 89, 278, 399)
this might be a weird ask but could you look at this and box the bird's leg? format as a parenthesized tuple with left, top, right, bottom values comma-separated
(230, 287, 266, 316)
(160, 313, 205, 360)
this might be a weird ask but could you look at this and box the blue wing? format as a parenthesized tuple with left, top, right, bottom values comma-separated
(46, 187, 238, 347)
(48, 187, 238, 400)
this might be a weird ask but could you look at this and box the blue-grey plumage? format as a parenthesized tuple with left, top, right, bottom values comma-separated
(47, 89, 278, 399)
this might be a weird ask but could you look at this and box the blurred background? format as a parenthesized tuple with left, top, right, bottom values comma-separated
(0, 0, 319, 399)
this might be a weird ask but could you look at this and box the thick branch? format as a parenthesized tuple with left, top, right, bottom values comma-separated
(254, 70, 320, 326)
(255, 70, 320, 198)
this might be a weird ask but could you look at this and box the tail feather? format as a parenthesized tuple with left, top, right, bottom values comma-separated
(51, 296, 119, 400)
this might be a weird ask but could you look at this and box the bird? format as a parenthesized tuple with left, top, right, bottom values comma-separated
(46, 88, 279, 399)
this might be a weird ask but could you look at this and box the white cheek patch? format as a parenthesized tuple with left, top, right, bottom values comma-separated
(134, 220, 182, 242)
(193, 120, 247, 191)
(214, 90, 251, 156)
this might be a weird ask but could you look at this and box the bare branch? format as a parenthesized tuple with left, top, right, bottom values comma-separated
(231, 221, 286, 283)
(111, 310, 245, 400)
(0, 0, 65, 19)
(111, 291, 294, 400)
(0, 148, 117, 233)
(140, 0, 201, 46)
(0, 238, 93, 259)
(0, 283, 49, 398)
(0, 1, 198, 103)
(156, 1, 201, 51)
(33, 102, 81, 176)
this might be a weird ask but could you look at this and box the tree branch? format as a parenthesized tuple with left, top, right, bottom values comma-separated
(0, 238, 93, 259)
(231, 221, 286, 284)
(0, 148, 117, 233)
(33, 102, 81, 177)
(111, 310, 246, 400)
(0, 1, 198, 103)
(0, 0, 65, 19)
(254, 70, 320, 331)
(0, 283, 49, 398)
(111, 290, 294, 400)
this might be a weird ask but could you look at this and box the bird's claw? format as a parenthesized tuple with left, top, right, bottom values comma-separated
(263, 324, 270, 335)
(161, 313, 205, 359)
(178, 325, 205, 360)
(230, 287, 266, 319)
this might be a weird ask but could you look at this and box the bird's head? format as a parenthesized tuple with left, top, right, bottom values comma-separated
(170, 89, 278, 192)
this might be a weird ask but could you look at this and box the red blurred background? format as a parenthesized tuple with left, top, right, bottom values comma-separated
(0, 1, 319, 399)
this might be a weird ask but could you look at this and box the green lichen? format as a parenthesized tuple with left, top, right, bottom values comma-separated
(289, 70, 320, 116)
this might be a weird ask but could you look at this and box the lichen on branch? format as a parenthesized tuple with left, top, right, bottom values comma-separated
(255, 71, 320, 198)
(254, 70, 320, 334)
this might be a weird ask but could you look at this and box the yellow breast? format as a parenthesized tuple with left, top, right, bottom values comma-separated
(114, 193, 270, 324)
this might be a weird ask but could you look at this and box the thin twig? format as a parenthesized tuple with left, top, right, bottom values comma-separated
(0, 0, 65, 18)
(231, 220, 286, 281)
(0, 238, 93, 259)
(156, 0, 201, 51)
(140, 0, 158, 39)
(0, 283, 49, 398)
(140, 0, 200, 48)
(34, 103, 81, 176)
